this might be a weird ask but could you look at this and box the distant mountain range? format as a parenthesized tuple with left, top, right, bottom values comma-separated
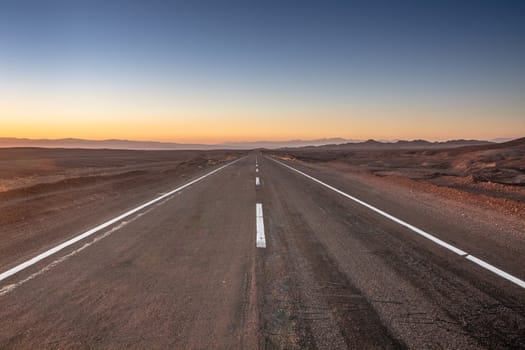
(222, 138, 356, 149)
(0, 137, 506, 150)
(0, 138, 219, 150)
(0, 137, 354, 150)
(284, 138, 495, 150)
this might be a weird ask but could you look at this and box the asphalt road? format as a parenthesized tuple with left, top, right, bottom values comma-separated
(0, 153, 524, 349)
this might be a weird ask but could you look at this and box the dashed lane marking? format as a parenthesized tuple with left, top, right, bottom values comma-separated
(256, 203, 266, 248)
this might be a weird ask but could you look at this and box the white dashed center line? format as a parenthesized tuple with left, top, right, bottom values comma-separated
(256, 203, 266, 248)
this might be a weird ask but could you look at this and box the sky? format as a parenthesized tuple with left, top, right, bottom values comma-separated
(1, 0, 524, 143)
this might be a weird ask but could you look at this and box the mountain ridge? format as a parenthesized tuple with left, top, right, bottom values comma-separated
(0, 137, 508, 150)
(0, 137, 354, 150)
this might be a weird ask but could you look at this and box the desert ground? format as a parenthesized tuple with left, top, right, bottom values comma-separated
(270, 138, 525, 219)
(0, 148, 244, 270)
(0, 144, 523, 349)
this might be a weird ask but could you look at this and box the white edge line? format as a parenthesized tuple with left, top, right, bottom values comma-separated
(466, 255, 525, 289)
(0, 157, 242, 283)
(268, 157, 525, 289)
(256, 177, 260, 186)
(270, 157, 466, 255)
(1, 200, 163, 296)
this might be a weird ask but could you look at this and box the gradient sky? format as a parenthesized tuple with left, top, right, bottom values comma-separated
(1, 0, 524, 143)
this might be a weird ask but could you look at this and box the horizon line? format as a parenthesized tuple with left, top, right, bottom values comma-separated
(1, 135, 522, 145)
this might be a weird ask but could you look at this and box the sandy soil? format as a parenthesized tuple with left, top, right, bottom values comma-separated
(0, 148, 240, 192)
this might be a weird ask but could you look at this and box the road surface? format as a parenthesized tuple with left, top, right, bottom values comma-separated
(0, 153, 524, 349)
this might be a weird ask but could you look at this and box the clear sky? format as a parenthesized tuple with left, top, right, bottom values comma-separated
(1, 0, 524, 143)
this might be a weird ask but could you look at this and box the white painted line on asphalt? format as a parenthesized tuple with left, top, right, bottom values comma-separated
(256, 177, 260, 186)
(256, 168, 259, 173)
(270, 158, 466, 255)
(256, 218, 265, 248)
(466, 255, 525, 289)
(256, 203, 266, 248)
(0, 199, 162, 296)
(269, 157, 525, 289)
(0, 157, 242, 284)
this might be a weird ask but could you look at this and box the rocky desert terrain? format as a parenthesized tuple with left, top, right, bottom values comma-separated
(269, 138, 525, 221)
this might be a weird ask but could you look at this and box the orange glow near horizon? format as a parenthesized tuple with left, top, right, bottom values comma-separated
(1, 83, 524, 143)
(2, 109, 524, 143)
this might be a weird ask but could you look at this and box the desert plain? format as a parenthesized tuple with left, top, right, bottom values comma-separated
(0, 141, 523, 349)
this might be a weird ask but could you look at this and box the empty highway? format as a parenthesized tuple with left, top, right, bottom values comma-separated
(0, 153, 524, 349)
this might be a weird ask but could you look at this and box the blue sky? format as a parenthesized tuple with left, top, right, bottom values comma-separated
(1, 0, 524, 141)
